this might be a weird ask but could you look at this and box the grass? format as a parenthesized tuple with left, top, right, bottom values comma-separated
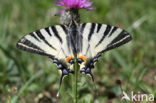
(0, 0, 156, 103)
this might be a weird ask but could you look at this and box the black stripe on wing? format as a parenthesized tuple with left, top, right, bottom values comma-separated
(51, 26, 63, 43)
(30, 32, 40, 42)
(96, 30, 132, 57)
(95, 25, 111, 47)
(60, 25, 68, 34)
(108, 30, 132, 48)
(108, 26, 118, 37)
(35, 30, 56, 50)
(45, 27, 52, 36)
(80, 23, 87, 34)
(97, 24, 102, 33)
(16, 38, 54, 58)
(88, 23, 96, 41)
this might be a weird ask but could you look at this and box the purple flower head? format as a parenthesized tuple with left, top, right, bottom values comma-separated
(55, 0, 94, 15)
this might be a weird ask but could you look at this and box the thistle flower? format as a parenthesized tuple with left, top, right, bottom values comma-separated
(55, 0, 94, 15)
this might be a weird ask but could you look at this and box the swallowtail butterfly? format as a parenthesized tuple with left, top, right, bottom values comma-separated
(16, 20, 132, 87)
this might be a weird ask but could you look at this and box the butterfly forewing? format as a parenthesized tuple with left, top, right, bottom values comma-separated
(79, 23, 132, 58)
(16, 25, 73, 59)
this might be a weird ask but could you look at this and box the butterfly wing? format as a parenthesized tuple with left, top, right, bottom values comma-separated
(16, 25, 73, 60)
(16, 25, 76, 91)
(79, 23, 132, 80)
(79, 23, 132, 58)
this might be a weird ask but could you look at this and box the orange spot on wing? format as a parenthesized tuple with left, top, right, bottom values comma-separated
(66, 57, 74, 63)
(78, 56, 86, 62)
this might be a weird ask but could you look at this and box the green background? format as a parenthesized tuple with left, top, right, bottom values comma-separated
(0, 0, 155, 103)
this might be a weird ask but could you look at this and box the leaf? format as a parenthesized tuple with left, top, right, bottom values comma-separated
(10, 70, 44, 103)
(112, 50, 129, 70)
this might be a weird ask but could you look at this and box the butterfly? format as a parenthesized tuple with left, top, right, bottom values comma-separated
(16, 20, 132, 88)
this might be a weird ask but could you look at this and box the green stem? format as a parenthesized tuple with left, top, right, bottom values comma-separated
(73, 53, 79, 103)
(60, 9, 80, 103)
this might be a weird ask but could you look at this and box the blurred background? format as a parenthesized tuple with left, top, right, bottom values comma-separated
(0, 0, 156, 103)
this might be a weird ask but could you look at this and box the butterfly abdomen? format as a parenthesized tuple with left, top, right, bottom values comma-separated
(67, 20, 83, 54)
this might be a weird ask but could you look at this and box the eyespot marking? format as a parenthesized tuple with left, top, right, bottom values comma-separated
(66, 57, 74, 63)
(78, 56, 86, 62)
